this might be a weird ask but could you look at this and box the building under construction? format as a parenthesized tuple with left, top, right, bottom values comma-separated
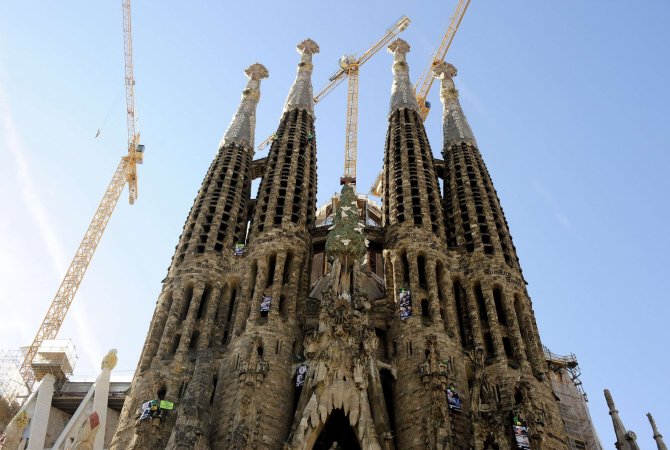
(545, 348, 603, 450)
(2, 2, 669, 449)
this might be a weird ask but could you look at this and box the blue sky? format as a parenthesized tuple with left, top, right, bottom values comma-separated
(1, 1, 669, 447)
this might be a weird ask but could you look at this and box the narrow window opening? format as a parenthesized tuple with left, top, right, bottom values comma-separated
(475, 283, 490, 329)
(484, 332, 495, 358)
(380, 369, 397, 449)
(209, 375, 218, 405)
(402, 253, 410, 284)
(283, 254, 292, 283)
(171, 334, 181, 355)
(157, 386, 167, 400)
(453, 280, 469, 348)
(417, 255, 427, 288)
(196, 285, 211, 320)
(493, 287, 507, 325)
(503, 337, 515, 362)
(279, 295, 287, 317)
(267, 254, 276, 288)
(181, 285, 194, 321)
(421, 299, 430, 319)
(189, 330, 200, 350)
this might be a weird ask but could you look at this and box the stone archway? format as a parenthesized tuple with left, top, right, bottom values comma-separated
(312, 409, 362, 450)
(290, 387, 381, 450)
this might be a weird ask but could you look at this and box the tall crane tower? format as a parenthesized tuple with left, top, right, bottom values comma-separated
(371, 0, 470, 196)
(332, 16, 410, 186)
(17, 0, 144, 392)
(414, 0, 471, 120)
(255, 16, 411, 186)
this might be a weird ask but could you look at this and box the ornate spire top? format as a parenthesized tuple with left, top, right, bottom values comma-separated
(388, 38, 420, 115)
(101, 348, 118, 370)
(605, 389, 641, 450)
(433, 61, 477, 147)
(220, 63, 269, 150)
(283, 38, 319, 116)
(648, 413, 668, 450)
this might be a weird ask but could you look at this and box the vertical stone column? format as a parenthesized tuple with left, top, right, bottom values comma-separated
(439, 271, 459, 339)
(93, 349, 118, 450)
(199, 284, 222, 350)
(482, 285, 505, 360)
(503, 286, 528, 366)
(425, 259, 443, 326)
(647, 413, 668, 450)
(26, 374, 56, 450)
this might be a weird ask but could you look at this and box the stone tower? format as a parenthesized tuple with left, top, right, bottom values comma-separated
(110, 61, 270, 449)
(110, 37, 574, 450)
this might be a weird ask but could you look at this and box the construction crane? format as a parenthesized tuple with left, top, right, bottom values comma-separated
(333, 16, 410, 185)
(414, 0, 471, 120)
(255, 16, 411, 185)
(370, 1, 470, 196)
(17, 0, 144, 392)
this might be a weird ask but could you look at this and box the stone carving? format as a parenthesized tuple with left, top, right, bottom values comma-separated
(221, 63, 269, 149)
(238, 336, 270, 387)
(418, 335, 449, 391)
(433, 61, 477, 147)
(388, 38, 420, 114)
(288, 187, 381, 450)
(101, 348, 118, 370)
(284, 39, 319, 115)
(325, 184, 367, 298)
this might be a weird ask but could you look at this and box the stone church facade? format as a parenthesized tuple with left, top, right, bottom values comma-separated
(110, 37, 571, 450)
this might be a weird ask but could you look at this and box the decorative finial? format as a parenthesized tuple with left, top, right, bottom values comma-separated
(101, 349, 118, 370)
(387, 38, 420, 115)
(433, 61, 477, 147)
(245, 63, 270, 82)
(388, 39, 411, 62)
(604, 389, 616, 411)
(221, 63, 269, 150)
(648, 413, 668, 450)
(297, 38, 320, 57)
(604, 389, 641, 450)
(284, 39, 319, 116)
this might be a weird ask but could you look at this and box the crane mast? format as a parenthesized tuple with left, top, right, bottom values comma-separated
(18, 0, 142, 391)
(256, 15, 410, 162)
(371, 2, 470, 197)
(414, 0, 471, 120)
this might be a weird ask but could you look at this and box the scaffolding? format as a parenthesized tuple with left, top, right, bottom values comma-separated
(0, 349, 27, 431)
(544, 347, 603, 450)
(22, 339, 77, 383)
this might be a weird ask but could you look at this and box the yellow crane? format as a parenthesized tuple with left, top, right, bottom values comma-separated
(256, 16, 411, 186)
(371, 0, 470, 196)
(414, 0, 471, 120)
(18, 0, 144, 391)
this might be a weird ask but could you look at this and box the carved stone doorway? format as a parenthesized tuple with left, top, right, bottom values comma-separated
(312, 409, 362, 450)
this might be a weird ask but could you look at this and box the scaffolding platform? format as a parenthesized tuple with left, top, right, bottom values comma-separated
(21, 339, 77, 383)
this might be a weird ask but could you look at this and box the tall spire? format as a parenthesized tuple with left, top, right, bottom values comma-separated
(220, 63, 269, 150)
(605, 389, 640, 450)
(648, 413, 668, 450)
(387, 38, 420, 115)
(433, 61, 476, 148)
(283, 38, 319, 116)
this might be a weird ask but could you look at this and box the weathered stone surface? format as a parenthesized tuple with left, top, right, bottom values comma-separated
(110, 39, 574, 450)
